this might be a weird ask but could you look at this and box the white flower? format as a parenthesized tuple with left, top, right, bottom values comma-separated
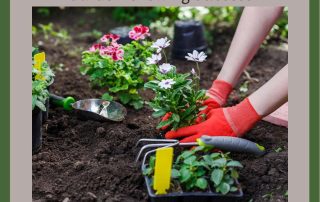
(158, 79, 176, 89)
(147, 54, 162, 65)
(185, 50, 207, 62)
(191, 68, 196, 75)
(159, 63, 173, 74)
(151, 37, 171, 53)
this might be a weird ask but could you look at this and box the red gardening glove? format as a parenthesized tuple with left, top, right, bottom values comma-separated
(159, 112, 172, 130)
(165, 98, 261, 143)
(196, 80, 233, 123)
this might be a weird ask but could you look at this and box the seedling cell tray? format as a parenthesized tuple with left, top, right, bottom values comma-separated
(144, 176, 243, 202)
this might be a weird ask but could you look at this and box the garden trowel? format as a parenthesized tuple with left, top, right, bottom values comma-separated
(49, 94, 127, 122)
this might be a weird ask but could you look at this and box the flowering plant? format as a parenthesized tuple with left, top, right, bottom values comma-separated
(145, 40, 208, 130)
(32, 47, 55, 111)
(81, 25, 155, 109)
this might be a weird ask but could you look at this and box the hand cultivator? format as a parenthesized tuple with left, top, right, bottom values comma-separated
(135, 135, 266, 163)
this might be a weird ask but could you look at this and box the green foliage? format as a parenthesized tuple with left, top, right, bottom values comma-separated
(35, 23, 71, 43)
(81, 38, 154, 109)
(32, 47, 55, 111)
(36, 8, 51, 17)
(268, 7, 288, 43)
(143, 146, 243, 194)
(145, 66, 207, 130)
(112, 7, 180, 26)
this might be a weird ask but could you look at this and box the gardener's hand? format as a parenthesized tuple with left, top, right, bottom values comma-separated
(195, 80, 233, 123)
(165, 98, 261, 142)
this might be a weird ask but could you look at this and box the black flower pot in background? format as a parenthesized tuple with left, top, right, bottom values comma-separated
(172, 20, 207, 60)
(33, 107, 43, 154)
(110, 26, 133, 45)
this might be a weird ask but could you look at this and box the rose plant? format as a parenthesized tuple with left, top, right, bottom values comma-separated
(143, 146, 243, 195)
(32, 47, 54, 111)
(81, 25, 155, 109)
(144, 39, 208, 130)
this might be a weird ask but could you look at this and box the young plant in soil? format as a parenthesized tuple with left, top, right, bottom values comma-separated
(144, 44, 208, 130)
(32, 47, 55, 111)
(143, 146, 243, 195)
(81, 25, 156, 109)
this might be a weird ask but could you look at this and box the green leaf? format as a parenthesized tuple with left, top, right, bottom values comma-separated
(171, 169, 180, 178)
(181, 150, 194, 159)
(152, 109, 167, 118)
(171, 113, 180, 122)
(36, 100, 46, 111)
(195, 178, 208, 190)
(101, 93, 113, 101)
(142, 167, 153, 176)
(218, 182, 230, 195)
(212, 158, 227, 167)
(227, 161, 243, 168)
(183, 156, 197, 165)
(211, 169, 224, 186)
(119, 93, 131, 104)
(131, 100, 144, 109)
(149, 156, 156, 169)
(210, 153, 221, 159)
(230, 186, 238, 192)
(156, 118, 174, 129)
(231, 169, 239, 179)
(180, 168, 192, 183)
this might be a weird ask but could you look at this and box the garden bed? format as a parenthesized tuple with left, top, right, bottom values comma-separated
(32, 8, 288, 202)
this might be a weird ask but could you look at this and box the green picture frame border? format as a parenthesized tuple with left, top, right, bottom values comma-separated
(0, 0, 10, 201)
(309, 0, 319, 201)
(0, 1, 318, 201)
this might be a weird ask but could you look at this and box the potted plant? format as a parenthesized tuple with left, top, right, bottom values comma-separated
(144, 38, 208, 131)
(32, 47, 54, 124)
(143, 146, 243, 202)
(32, 47, 54, 154)
(81, 25, 156, 109)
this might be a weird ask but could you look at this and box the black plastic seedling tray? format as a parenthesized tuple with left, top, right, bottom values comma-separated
(144, 176, 243, 202)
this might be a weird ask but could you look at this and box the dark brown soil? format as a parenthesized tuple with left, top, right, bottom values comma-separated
(33, 8, 288, 202)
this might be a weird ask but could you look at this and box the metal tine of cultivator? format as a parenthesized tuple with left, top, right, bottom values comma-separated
(135, 138, 178, 147)
(135, 141, 179, 163)
(140, 142, 179, 170)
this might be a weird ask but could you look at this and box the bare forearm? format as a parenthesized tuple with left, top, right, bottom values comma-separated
(217, 7, 284, 86)
(249, 64, 288, 117)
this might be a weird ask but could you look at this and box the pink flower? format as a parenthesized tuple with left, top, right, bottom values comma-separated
(112, 49, 124, 61)
(99, 43, 124, 61)
(129, 25, 150, 40)
(100, 34, 120, 43)
(89, 44, 102, 52)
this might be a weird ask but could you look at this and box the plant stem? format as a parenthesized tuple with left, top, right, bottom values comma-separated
(196, 62, 201, 91)
(162, 50, 168, 63)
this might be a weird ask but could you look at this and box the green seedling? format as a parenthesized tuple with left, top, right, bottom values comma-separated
(143, 146, 243, 195)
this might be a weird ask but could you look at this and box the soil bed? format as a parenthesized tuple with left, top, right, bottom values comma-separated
(33, 8, 288, 202)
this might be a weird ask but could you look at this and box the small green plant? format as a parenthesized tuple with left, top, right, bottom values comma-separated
(143, 146, 243, 194)
(36, 23, 71, 43)
(145, 38, 208, 130)
(81, 25, 155, 109)
(32, 47, 55, 111)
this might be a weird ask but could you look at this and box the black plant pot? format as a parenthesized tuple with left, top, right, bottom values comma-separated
(32, 107, 43, 154)
(172, 20, 207, 60)
(42, 86, 51, 124)
(144, 176, 243, 202)
(110, 26, 133, 45)
(42, 99, 49, 124)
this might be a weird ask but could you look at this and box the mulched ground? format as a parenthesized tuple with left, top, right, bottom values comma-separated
(32, 8, 288, 202)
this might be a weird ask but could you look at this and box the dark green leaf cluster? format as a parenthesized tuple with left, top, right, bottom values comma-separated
(143, 146, 243, 194)
(144, 67, 207, 130)
(81, 41, 154, 109)
(32, 47, 55, 111)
